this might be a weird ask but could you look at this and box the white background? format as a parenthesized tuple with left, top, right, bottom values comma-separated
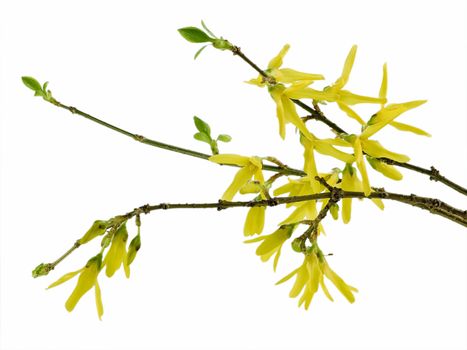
(1, 0, 466, 349)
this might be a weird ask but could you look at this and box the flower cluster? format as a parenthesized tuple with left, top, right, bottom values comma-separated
(210, 42, 427, 309)
(47, 219, 141, 319)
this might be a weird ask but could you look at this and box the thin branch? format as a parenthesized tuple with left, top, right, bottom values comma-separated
(228, 45, 467, 196)
(33, 187, 465, 276)
(123, 190, 466, 227)
(53, 101, 304, 177)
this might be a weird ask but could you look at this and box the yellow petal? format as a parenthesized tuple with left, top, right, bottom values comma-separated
(94, 280, 104, 320)
(340, 166, 354, 224)
(301, 137, 319, 191)
(379, 63, 388, 104)
(47, 269, 83, 289)
(268, 44, 290, 70)
(270, 86, 287, 139)
(104, 224, 128, 278)
(245, 75, 264, 87)
(209, 154, 250, 167)
(243, 206, 266, 236)
(221, 165, 256, 201)
(320, 276, 334, 302)
(339, 90, 386, 106)
(366, 156, 403, 181)
(276, 267, 300, 285)
(333, 45, 357, 90)
(389, 121, 431, 137)
(361, 100, 427, 138)
(282, 95, 314, 141)
(123, 253, 130, 278)
(314, 140, 355, 163)
(256, 228, 290, 256)
(337, 102, 365, 125)
(301, 254, 320, 309)
(361, 139, 410, 163)
(65, 265, 98, 312)
(249, 156, 263, 169)
(285, 86, 333, 101)
(322, 261, 356, 303)
(320, 138, 352, 147)
(273, 181, 296, 196)
(280, 202, 311, 225)
(353, 138, 371, 196)
(289, 264, 308, 298)
(371, 198, 385, 210)
(275, 68, 324, 83)
(273, 246, 282, 272)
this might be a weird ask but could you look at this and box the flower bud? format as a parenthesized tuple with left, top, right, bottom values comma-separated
(127, 234, 141, 266)
(79, 220, 109, 244)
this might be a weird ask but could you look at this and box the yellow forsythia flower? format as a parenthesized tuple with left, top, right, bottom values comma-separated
(276, 249, 357, 310)
(339, 165, 384, 224)
(244, 225, 294, 271)
(244, 206, 266, 236)
(247, 44, 324, 86)
(378, 64, 430, 137)
(104, 223, 129, 278)
(366, 156, 402, 181)
(48, 253, 104, 319)
(209, 154, 264, 201)
(285, 45, 385, 107)
(247, 44, 324, 140)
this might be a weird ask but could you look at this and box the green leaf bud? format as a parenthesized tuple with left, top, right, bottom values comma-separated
(21, 76, 42, 92)
(32, 263, 53, 278)
(217, 134, 232, 143)
(193, 116, 211, 136)
(194, 132, 211, 144)
(212, 38, 233, 50)
(178, 27, 214, 43)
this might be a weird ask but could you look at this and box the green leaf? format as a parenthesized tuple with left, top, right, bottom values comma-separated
(194, 132, 211, 144)
(194, 45, 208, 60)
(178, 27, 214, 43)
(22, 76, 42, 92)
(217, 134, 232, 142)
(201, 20, 216, 38)
(34, 90, 45, 97)
(193, 116, 211, 136)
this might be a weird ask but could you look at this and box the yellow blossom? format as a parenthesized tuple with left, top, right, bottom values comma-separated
(209, 154, 264, 201)
(285, 45, 385, 107)
(339, 165, 384, 224)
(247, 44, 324, 140)
(104, 223, 129, 278)
(376, 64, 430, 137)
(47, 253, 104, 319)
(247, 44, 324, 86)
(276, 249, 357, 309)
(244, 225, 294, 271)
(244, 206, 266, 236)
(366, 156, 402, 181)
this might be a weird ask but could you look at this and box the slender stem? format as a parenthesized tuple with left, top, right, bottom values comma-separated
(122, 190, 466, 227)
(54, 101, 304, 177)
(50, 241, 81, 267)
(229, 46, 467, 196)
(35, 187, 466, 275)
